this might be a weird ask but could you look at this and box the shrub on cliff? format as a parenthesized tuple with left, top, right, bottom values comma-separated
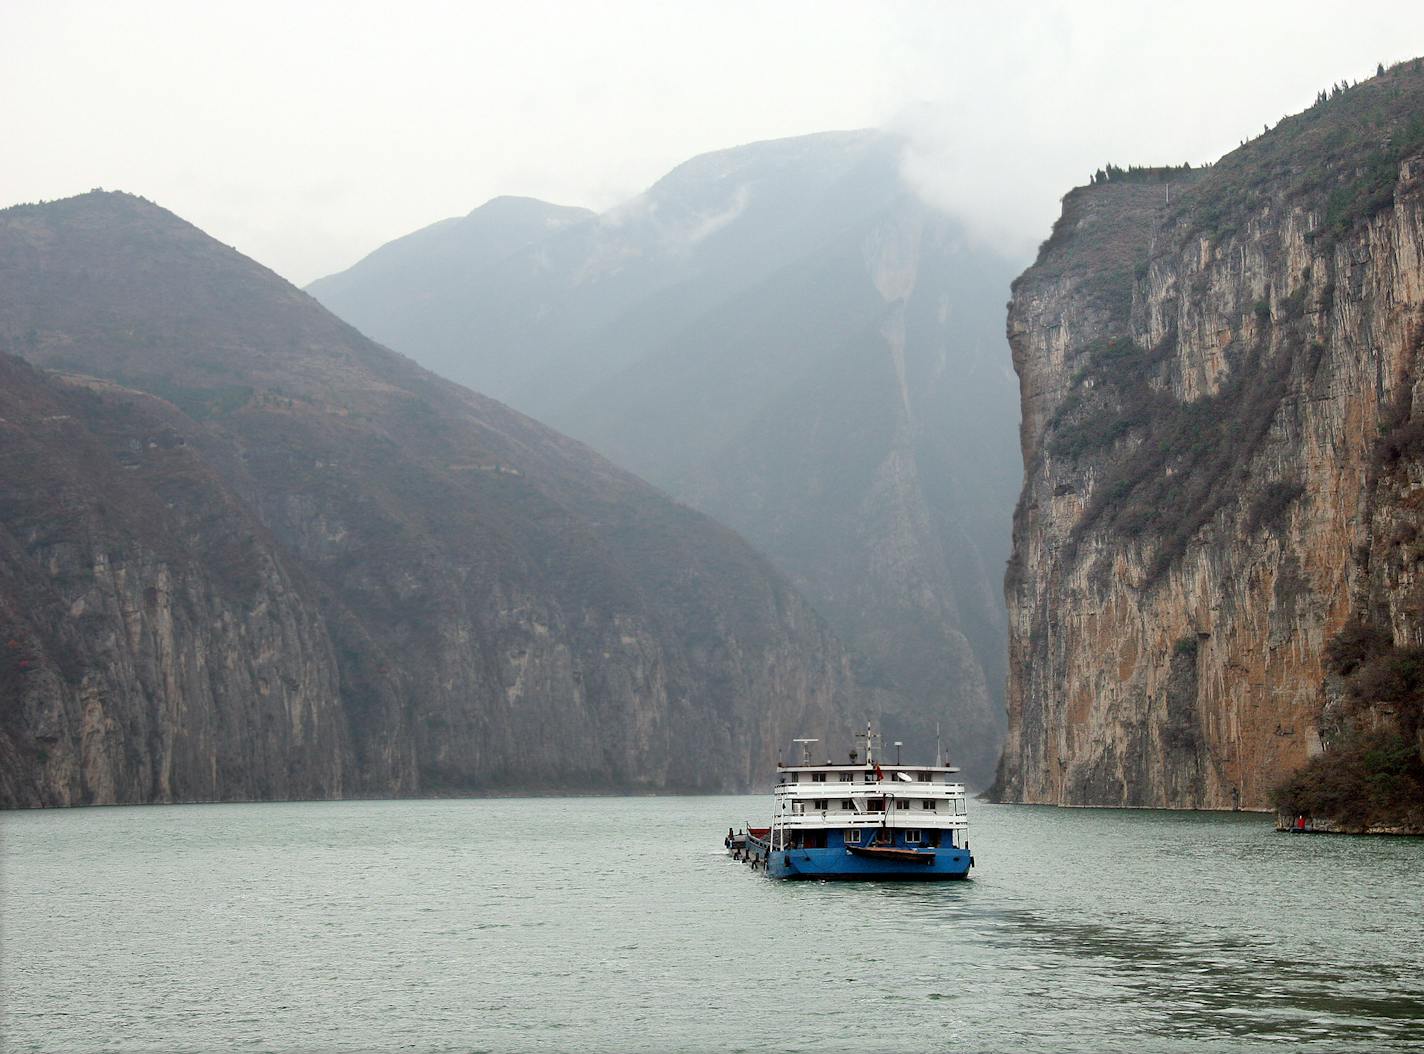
(1330, 623, 1424, 749)
(1274, 621, 1424, 830)
(1060, 326, 1299, 580)
(1325, 619, 1395, 676)
(1246, 481, 1306, 535)
(1273, 731, 1424, 831)
(1372, 387, 1424, 471)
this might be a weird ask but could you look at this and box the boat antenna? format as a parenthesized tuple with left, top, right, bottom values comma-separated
(792, 738, 818, 766)
(856, 722, 879, 766)
(935, 722, 943, 768)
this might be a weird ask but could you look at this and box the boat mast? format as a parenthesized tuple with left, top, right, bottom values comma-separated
(857, 722, 876, 766)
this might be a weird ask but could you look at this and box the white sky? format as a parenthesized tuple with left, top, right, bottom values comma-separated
(4, 1, 1422, 285)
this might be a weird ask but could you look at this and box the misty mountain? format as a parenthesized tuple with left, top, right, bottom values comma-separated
(306, 195, 593, 354)
(0, 191, 857, 806)
(310, 131, 1022, 782)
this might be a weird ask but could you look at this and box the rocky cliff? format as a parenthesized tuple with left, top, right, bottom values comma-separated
(997, 62, 1424, 819)
(310, 132, 1023, 783)
(0, 355, 349, 805)
(0, 191, 856, 807)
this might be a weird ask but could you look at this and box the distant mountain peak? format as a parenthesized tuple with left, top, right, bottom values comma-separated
(300, 127, 1021, 784)
(468, 194, 593, 220)
(306, 195, 594, 306)
(640, 128, 895, 204)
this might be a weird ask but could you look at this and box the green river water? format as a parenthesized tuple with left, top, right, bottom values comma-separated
(3, 797, 1421, 1052)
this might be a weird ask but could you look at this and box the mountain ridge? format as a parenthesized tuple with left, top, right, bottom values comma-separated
(0, 189, 858, 806)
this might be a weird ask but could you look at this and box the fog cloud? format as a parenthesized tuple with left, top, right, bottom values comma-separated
(887, 4, 1424, 262)
(4, 1, 1420, 283)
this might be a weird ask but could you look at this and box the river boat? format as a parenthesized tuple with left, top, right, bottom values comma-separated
(727, 726, 974, 880)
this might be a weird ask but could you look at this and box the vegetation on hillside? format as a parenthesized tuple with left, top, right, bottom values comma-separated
(1371, 326, 1424, 471)
(1272, 620, 1424, 831)
(1171, 58, 1424, 246)
(1088, 162, 1198, 186)
(1049, 283, 1316, 580)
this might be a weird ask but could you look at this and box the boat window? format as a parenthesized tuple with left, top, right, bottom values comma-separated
(923, 799, 936, 810)
(919, 771, 930, 782)
(844, 829, 861, 844)
(905, 830, 922, 844)
(839, 773, 853, 782)
(812, 772, 826, 782)
(814, 799, 828, 811)
(840, 800, 853, 810)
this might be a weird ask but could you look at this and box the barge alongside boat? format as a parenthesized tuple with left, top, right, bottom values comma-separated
(728, 729, 974, 880)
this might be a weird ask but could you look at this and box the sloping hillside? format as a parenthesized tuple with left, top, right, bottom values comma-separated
(0, 191, 856, 806)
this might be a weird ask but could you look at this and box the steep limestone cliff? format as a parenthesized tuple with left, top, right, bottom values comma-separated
(998, 63, 1424, 815)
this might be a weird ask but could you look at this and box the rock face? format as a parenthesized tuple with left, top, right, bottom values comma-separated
(0, 191, 856, 807)
(0, 356, 349, 806)
(997, 63, 1424, 810)
(310, 131, 1023, 783)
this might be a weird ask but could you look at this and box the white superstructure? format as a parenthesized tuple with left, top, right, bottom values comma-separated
(770, 761, 970, 849)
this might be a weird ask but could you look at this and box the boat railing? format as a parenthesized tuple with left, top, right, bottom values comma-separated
(770, 813, 967, 831)
(776, 781, 968, 793)
(774, 799, 969, 818)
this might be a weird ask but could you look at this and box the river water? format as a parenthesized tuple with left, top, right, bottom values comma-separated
(3, 797, 1421, 1053)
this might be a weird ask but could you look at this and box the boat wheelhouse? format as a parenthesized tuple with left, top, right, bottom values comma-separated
(729, 728, 974, 880)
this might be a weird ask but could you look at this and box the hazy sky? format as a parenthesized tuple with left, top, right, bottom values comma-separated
(5, 2, 1422, 285)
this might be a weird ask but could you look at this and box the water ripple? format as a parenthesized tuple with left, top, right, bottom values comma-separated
(3, 798, 1422, 1052)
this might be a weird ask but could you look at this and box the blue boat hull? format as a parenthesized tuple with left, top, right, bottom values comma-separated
(743, 839, 973, 880)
